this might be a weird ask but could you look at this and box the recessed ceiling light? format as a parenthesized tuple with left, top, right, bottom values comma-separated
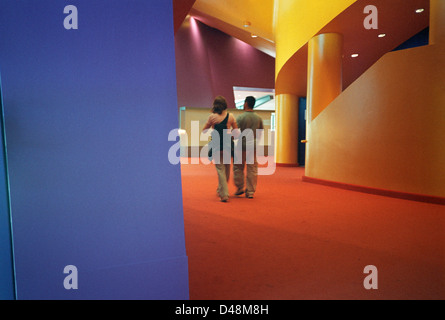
(251, 34, 258, 38)
(415, 8, 424, 13)
(351, 54, 359, 58)
(378, 33, 386, 38)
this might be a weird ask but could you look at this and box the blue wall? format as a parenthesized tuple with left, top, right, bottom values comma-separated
(0, 0, 188, 299)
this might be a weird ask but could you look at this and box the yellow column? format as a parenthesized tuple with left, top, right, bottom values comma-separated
(305, 33, 343, 171)
(430, 0, 445, 45)
(275, 93, 299, 166)
(307, 33, 343, 121)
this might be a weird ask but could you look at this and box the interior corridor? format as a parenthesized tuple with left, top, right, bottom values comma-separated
(181, 160, 445, 300)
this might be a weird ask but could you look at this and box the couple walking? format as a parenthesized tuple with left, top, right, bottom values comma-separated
(202, 95, 264, 202)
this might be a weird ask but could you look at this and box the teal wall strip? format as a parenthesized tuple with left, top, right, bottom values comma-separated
(0, 74, 16, 300)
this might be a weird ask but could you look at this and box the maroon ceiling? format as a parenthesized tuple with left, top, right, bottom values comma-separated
(174, 0, 430, 97)
(276, 0, 430, 96)
(173, 0, 196, 33)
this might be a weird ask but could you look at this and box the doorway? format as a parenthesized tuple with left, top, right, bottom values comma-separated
(298, 97, 307, 166)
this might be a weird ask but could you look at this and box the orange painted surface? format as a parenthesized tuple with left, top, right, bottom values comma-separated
(306, 44, 445, 197)
(274, 0, 429, 96)
(274, 94, 299, 165)
(192, 0, 275, 42)
(430, 0, 445, 45)
(305, 1, 445, 198)
(274, 0, 356, 165)
(275, 0, 356, 79)
(307, 33, 343, 121)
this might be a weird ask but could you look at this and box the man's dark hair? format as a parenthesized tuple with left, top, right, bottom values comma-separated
(245, 96, 256, 109)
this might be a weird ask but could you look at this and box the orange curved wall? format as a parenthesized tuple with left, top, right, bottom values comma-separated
(275, 0, 356, 82)
(306, 40, 445, 197)
(274, 0, 356, 165)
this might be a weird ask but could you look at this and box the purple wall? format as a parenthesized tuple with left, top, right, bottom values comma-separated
(175, 18, 275, 109)
(0, 0, 188, 299)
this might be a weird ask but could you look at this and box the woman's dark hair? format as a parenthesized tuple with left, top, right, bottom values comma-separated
(212, 96, 228, 115)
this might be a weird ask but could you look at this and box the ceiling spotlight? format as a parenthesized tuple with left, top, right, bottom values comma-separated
(351, 54, 359, 58)
(415, 8, 424, 13)
(378, 33, 386, 38)
(243, 21, 251, 28)
(251, 34, 258, 38)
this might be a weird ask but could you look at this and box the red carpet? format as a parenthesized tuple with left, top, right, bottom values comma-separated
(181, 159, 445, 300)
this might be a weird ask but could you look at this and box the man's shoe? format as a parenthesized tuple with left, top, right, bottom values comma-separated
(246, 193, 254, 199)
(235, 189, 245, 196)
(220, 196, 229, 202)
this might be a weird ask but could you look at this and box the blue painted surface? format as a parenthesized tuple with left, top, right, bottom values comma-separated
(393, 27, 429, 51)
(0, 75, 15, 300)
(298, 98, 307, 166)
(0, 0, 188, 299)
